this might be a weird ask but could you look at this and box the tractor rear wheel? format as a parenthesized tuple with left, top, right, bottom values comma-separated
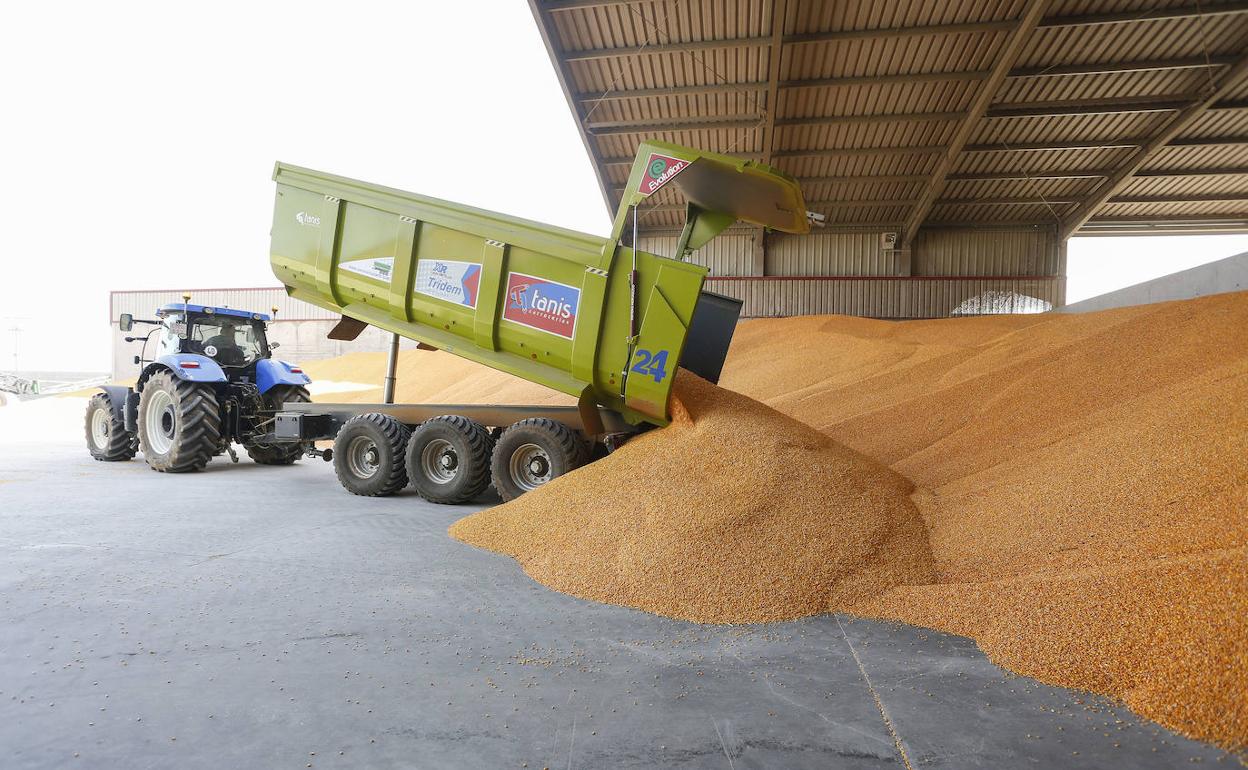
(332, 413, 410, 496)
(137, 371, 221, 473)
(490, 418, 587, 502)
(245, 385, 311, 465)
(85, 392, 137, 461)
(405, 415, 494, 504)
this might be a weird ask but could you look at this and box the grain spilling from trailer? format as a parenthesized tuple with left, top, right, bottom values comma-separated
(449, 290, 1248, 753)
(450, 370, 934, 624)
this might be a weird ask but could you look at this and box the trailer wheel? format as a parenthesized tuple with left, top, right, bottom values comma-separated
(491, 418, 587, 502)
(405, 415, 494, 504)
(85, 392, 138, 462)
(245, 385, 311, 465)
(137, 371, 221, 473)
(333, 413, 410, 496)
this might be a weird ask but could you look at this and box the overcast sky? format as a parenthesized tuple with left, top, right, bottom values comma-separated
(2, 1, 1245, 374)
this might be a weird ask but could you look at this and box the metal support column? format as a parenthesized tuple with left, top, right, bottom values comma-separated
(382, 333, 400, 404)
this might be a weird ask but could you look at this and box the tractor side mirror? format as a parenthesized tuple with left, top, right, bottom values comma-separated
(269, 341, 281, 350)
(133, 355, 141, 365)
(119, 313, 134, 332)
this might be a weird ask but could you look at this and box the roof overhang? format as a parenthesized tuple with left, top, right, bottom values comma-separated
(529, 0, 1248, 240)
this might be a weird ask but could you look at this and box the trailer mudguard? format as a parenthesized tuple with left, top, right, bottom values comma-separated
(141, 354, 228, 387)
(256, 359, 311, 394)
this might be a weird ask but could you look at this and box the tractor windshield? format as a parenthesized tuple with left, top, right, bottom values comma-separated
(186, 316, 268, 367)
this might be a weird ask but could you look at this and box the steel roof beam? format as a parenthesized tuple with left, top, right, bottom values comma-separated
(962, 136, 1248, 152)
(935, 197, 1081, 206)
(585, 114, 761, 135)
(947, 169, 1114, 181)
(987, 95, 1192, 118)
(809, 199, 922, 209)
(1009, 55, 1239, 78)
(576, 81, 767, 102)
(1037, 1, 1248, 28)
(1060, 51, 1248, 238)
(1084, 214, 1248, 223)
(771, 146, 946, 158)
(775, 111, 966, 127)
(1134, 165, 1248, 177)
(611, 174, 932, 195)
(760, 0, 788, 167)
(1109, 193, 1248, 204)
(561, 22, 1016, 61)
(964, 139, 1143, 152)
(800, 174, 933, 184)
(600, 151, 761, 167)
(1168, 135, 1248, 146)
(602, 136, 1248, 167)
(930, 193, 1248, 206)
(588, 109, 964, 135)
(557, 2, 1248, 60)
(574, 56, 1237, 103)
(900, 0, 1049, 249)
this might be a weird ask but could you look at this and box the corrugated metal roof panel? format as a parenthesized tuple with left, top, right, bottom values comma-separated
(1121, 172, 1248, 196)
(533, 0, 1248, 239)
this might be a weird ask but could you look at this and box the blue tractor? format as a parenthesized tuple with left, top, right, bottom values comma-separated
(85, 299, 319, 472)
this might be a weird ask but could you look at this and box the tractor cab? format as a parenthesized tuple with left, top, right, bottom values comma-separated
(153, 304, 273, 371)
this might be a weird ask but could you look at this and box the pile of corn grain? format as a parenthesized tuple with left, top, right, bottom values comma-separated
(326, 291, 1248, 751)
(449, 372, 934, 623)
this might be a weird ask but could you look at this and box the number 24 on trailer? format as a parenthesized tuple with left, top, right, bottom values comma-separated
(631, 349, 669, 382)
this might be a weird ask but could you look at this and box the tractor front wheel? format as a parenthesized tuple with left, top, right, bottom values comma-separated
(137, 371, 221, 473)
(245, 385, 312, 465)
(85, 393, 137, 462)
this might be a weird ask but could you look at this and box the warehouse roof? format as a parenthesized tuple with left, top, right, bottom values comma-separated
(528, 0, 1248, 242)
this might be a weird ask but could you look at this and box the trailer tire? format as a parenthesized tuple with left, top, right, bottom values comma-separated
(85, 392, 138, 462)
(405, 415, 494, 504)
(491, 418, 587, 502)
(137, 371, 221, 473)
(333, 413, 410, 497)
(245, 385, 311, 465)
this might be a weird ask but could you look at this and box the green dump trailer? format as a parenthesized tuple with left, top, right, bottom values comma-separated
(269, 141, 809, 502)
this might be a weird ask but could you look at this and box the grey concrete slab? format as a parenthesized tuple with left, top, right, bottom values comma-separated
(837, 618, 1228, 768)
(0, 438, 1235, 769)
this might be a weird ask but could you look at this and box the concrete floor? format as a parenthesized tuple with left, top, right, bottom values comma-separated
(0, 437, 1234, 769)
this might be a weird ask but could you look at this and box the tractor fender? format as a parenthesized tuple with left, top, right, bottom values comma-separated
(97, 385, 133, 423)
(255, 359, 311, 395)
(137, 355, 228, 391)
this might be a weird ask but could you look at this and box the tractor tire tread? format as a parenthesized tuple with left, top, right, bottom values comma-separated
(138, 371, 221, 473)
(85, 392, 138, 461)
